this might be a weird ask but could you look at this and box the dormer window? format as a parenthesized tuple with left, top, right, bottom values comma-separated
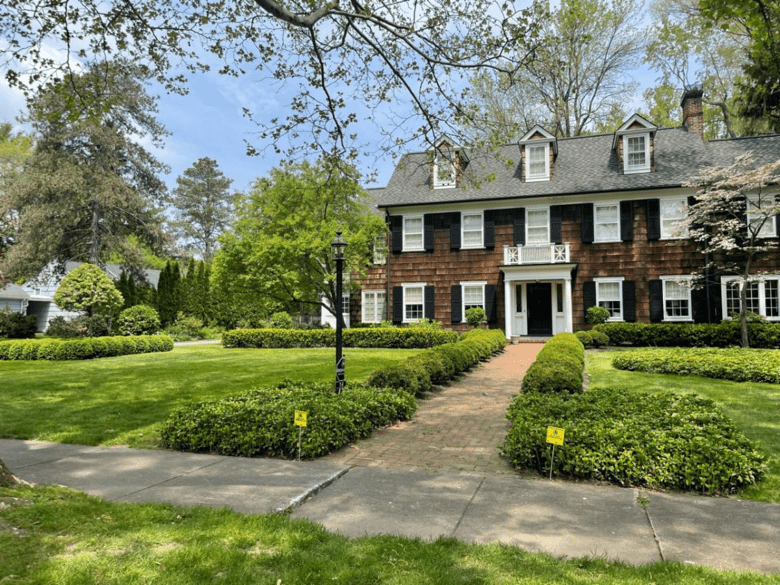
(433, 155, 456, 188)
(519, 125, 556, 182)
(429, 136, 466, 189)
(614, 114, 656, 175)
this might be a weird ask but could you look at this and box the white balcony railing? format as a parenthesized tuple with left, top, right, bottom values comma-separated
(503, 243, 570, 265)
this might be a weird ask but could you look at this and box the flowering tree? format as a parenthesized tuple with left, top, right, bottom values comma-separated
(684, 153, 780, 347)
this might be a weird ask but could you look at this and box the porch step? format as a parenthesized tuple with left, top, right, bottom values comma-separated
(511, 336, 551, 344)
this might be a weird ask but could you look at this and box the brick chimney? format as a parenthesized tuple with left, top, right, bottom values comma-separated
(681, 86, 704, 139)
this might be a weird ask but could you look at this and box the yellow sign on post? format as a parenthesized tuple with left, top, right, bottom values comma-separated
(294, 411, 308, 427)
(546, 426, 565, 445)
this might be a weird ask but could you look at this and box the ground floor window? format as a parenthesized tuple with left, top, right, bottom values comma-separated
(662, 278, 692, 321)
(461, 282, 486, 321)
(723, 276, 780, 320)
(362, 290, 386, 323)
(595, 278, 623, 321)
(403, 284, 425, 322)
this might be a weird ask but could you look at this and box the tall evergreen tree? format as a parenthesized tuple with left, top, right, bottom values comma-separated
(183, 258, 198, 316)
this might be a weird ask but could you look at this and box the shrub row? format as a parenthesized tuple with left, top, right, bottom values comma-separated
(159, 380, 418, 459)
(501, 387, 767, 494)
(574, 329, 609, 348)
(0, 334, 174, 361)
(221, 327, 459, 349)
(612, 347, 780, 384)
(365, 329, 508, 396)
(594, 321, 780, 348)
(0, 308, 37, 339)
(521, 332, 585, 395)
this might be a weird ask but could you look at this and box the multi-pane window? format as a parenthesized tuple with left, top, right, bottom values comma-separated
(726, 281, 759, 316)
(724, 277, 780, 320)
(434, 156, 455, 188)
(403, 285, 424, 322)
(527, 144, 548, 180)
(373, 235, 387, 265)
(663, 279, 691, 320)
(766, 280, 779, 318)
(403, 216, 423, 251)
(747, 195, 777, 238)
(462, 283, 485, 321)
(596, 280, 622, 320)
(362, 290, 386, 323)
(527, 208, 549, 244)
(624, 134, 650, 173)
(661, 199, 687, 239)
(462, 213, 483, 248)
(594, 204, 619, 241)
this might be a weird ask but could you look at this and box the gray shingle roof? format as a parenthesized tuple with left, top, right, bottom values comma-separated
(375, 128, 780, 208)
(0, 282, 30, 300)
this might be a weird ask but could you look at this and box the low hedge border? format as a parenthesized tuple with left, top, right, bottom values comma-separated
(0, 334, 174, 361)
(221, 327, 459, 349)
(365, 329, 508, 396)
(521, 332, 585, 395)
(594, 321, 780, 348)
(160, 379, 418, 459)
(612, 347, 780, 384)
(501, 387, 767, 494)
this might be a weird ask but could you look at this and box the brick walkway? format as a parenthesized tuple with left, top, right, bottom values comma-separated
(323, 343, 543, 475)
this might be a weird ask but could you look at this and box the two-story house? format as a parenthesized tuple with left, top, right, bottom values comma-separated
(351, 89, 780, 340)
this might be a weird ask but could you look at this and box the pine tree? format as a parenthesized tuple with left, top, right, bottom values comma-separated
(126, 274, 138, 308)
(117, 270, 131, 310)
(196, 261, 212, 323)
(184, 258, 197, 316)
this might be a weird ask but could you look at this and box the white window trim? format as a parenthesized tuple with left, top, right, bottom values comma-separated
(746, 194, 777, 239)
(660, 276, 693, 322)
(402, 282, 427, 323)
(660, 197, 688, 240)
(433, 155, 456, 189)
(461, 211, 484, 249)
(594, 203, 620, 243)
(721, 275, 780, 321)
(526, 206, 550, 245)
(526, 143, 550, 182)
(402, 215, 424, 252)
(461, 281, 487, 322)
(622, 132, 650, 174)
(373, 235, 387, 265)
(594, 277, 624, 322)
(361, 289, 386, 323)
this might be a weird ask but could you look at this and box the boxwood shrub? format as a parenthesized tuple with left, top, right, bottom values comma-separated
(222, 327, 458, 349)
(159, 380, 418, 459)
(575, 330, 610, 348)
(0, 334, 173, 360)
(501, 387, 767, 494)
(521, 333, 585, 394)
(613, 347, 780, 384)
(594, 321, 780, 348)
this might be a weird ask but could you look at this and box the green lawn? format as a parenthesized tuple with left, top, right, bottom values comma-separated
(0, 344, 420, 449)
(586, 350, 780, 503)
(2, 484, 777, 585)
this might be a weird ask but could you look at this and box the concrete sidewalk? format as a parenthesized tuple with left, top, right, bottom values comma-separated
(3, 438, 779, 574)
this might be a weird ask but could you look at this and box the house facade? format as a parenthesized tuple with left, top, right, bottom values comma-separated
(353, 90, 780, 339)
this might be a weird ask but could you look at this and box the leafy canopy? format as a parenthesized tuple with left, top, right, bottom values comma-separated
(53, 264, 123, 317)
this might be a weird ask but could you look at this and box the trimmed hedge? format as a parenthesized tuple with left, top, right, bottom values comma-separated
(521, 333, 584, 394)
(613, 347, 780, 384)
(594, 321, 780, 348)
(222, 327, 459, 349)
(0, 334, 174, 361)
(575, 330, 609, 348)
(159, 380, 418, 459)
(501, 387, 767, 494)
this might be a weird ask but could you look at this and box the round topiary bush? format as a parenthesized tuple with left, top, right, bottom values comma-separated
(521, 361, 583, 394)
(117, 305, 161, 336)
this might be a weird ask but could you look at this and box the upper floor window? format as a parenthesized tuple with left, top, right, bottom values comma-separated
(433, 156, 456, 188)
(462, 212, 483, 248)
(526, 144, 549, 181)
(526, 208, 549, 244)
(595, 278, 623, 321)
(403, 216, 424, 251)
(661, 198, 688, 239)
(373, 235, 387, 265)
(747, 195, 777, 238)
(623, 134, 650, 173)
(594, 204, 619, 242)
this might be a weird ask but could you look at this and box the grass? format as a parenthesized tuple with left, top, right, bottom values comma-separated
(587, 350, 780, 503)
(2, 484, 778, 585)
(0, 344, 420, 450)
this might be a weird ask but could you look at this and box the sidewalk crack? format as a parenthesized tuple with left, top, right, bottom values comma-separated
(451, 477, 485, 537)
(638, 492, 665, 562)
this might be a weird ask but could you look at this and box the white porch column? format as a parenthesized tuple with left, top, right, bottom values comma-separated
(504, 279, 512, 340)
(564, 277, 573, 333)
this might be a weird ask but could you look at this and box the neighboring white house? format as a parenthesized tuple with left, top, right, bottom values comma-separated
(0, 282, 30, 314)
(320, 292, 351, 329)
(20, 261, 161, 332)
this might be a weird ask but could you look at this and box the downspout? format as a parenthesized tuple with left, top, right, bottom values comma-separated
(385, 210, 391, 322)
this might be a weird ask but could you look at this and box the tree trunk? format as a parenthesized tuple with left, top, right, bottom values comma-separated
(739, 280, 750, 348)
(0, 458, 21, 487)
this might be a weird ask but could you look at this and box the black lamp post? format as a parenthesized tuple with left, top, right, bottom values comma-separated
(331, 230, 347, 394)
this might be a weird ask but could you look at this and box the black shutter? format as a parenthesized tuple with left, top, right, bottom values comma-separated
(687, 196, 700, 233)
(450, 212, 461, 250)
(424, 214, 435, 252)
(424, 286, 435, 320)
(583, 281, 596, 318)
(393, 286, 403, 324)
(647, 199, 661, 241)
(550, 205, 563, 244)
(485, 284, 497, 323)
(622, 280, 636, 322)
(691, 284, 707, 323)
(620, 201, 634, 242)
(451, 285, 462, 323)
(581, 203, 594, 244)
(390, 216, 403, 253)
(512, 208, 526, 246)
(649, 279, 663, 322)
(484, 210, 495, 249)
